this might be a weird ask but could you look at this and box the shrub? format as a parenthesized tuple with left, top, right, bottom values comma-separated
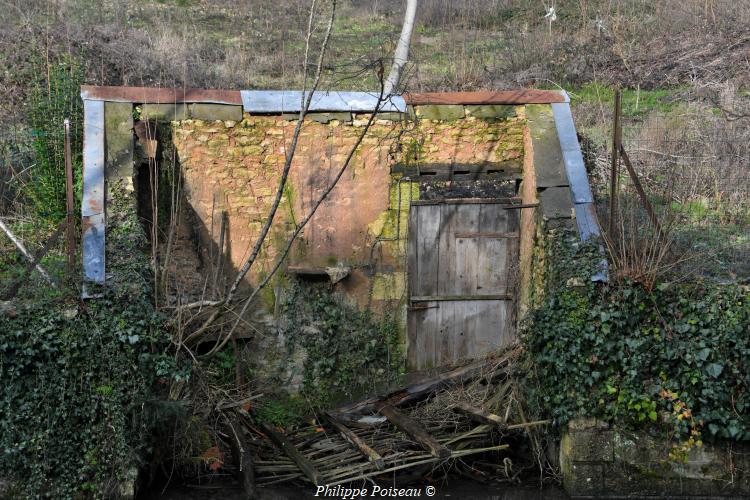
(523, 229, 749, 442)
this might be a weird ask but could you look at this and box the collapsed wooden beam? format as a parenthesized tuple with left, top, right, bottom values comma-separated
(453, 403, 550, 431)
(260, 422, 322, 486)
(326, 414, 384, 469)
(378, 405, 451, 458)
(453, 402, 505, 426)
(332, 345, 520, 419)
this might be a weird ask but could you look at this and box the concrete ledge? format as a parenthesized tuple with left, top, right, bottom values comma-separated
(561, 419, 750, 498)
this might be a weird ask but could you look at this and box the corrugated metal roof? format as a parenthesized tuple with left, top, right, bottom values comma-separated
(241, 90, 406, 113)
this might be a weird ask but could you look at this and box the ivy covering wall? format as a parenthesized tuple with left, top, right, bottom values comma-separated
(523, 228, 750, 447)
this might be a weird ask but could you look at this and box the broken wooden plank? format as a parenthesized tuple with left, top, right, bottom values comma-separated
(331, 345, 521, 418)
(259, 422, 322, 486)
(378, 405, 451, 458)
(453, 403, 550, 431)
(453, 402, 505, 426)
(224, 416, 256, 500)
(326, 414, 384, 469)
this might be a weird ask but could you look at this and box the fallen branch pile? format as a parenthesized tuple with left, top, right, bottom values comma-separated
(219, 344, 550, 492)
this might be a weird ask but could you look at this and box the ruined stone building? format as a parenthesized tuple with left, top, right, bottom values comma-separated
(80, 86, 600, 370)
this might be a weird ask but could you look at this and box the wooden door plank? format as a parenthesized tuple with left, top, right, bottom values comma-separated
(453, 204, 480, 296)
(455, 300, 478, 362)
(473, 300, 508, 357)
(437, 203, 457, 296)
(477, 204, 510, 294)
(439, 299, 455, 366)
(415, 204, 441, 296)
(407, 205, 419, 299)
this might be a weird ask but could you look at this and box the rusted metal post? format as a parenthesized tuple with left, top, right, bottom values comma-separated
(64, 119, 75, 274)
(608, 90, 621, 236)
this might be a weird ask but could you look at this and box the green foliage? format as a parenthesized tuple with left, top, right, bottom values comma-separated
(523, 229, 750, 442)
(0, 297, 176, 498)
(0, 185, 181, 498)
(571, 83, 680, 117)
(279, 283, 402, 407)
(25, 55, 84, 220)
(254, 395, 307, 428)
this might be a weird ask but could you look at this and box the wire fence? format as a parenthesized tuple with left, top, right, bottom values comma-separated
(590, 110, 750, 283)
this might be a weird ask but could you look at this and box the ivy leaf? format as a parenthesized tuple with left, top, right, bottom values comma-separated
(705, 363, 724, 378)
(696, 348, 711, 361)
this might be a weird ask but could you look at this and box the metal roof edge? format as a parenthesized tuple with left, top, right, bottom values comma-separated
(403, 89, 567, 105)
(240, 90, 406, 113)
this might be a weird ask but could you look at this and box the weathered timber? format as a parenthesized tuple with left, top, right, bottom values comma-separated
(378, 404, 451, 458)
(331, 345, 520, 418)
(225, 417, 256, 499)
(260, 422, 322, 485)
(326, 414, 384, 469)
(453, 402, 505, 426)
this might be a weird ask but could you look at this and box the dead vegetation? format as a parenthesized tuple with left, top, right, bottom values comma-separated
(201, 344, 555, 494)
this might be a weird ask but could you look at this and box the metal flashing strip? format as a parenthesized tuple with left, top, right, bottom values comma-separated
(241, 90, 406, 113)
(551, 101, 592, 204)
(404, 89, 568, 105)
(82, 99, 106, 283)
(80, 85, 242, 105)
(574, 202, 601, 241)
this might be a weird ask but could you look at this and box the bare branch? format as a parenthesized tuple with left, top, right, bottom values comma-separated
(184, 0, 338, 344)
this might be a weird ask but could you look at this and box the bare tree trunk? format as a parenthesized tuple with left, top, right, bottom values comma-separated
(383, 0, 418, 96)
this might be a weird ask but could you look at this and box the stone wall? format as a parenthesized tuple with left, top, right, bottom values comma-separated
(561, 418, 750, 498)
(171, 105, 527, 314)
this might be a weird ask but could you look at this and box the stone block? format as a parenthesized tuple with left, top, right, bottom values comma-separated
(563, 462, 604, 496)
(526, 103, 567, 188)
(307, 112, 352, 124)
(375, 112, 407, 122)
(569, 430, 615, 463)
(189, 103, 243, 121)
(540, 186, 573, 219)
(104, 102, 134, 185)
(465, 105, 516, 119)
(415, 105, 465, 121)
(140, 103, 188, 121)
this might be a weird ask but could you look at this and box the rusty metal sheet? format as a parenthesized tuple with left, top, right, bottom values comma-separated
(82, 99, 105, 283)
(551, 101, 593, 204)
(81, 85, 242, 105)
(403, 90, 566, 105)
(241, 90, 406, 113)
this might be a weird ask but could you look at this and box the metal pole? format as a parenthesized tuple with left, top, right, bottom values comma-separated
(608, 90, 621, 236)
(64, 119, 75, 274)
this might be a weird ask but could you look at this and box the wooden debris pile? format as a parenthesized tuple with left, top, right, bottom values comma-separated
(222, 344, 549, 491)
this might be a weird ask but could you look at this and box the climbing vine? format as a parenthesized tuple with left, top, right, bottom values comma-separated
(523, 228, 750, 443)
(278, 282, 403, 407)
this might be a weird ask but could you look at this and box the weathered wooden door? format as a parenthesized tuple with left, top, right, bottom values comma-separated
(407, 199, 519, 370)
